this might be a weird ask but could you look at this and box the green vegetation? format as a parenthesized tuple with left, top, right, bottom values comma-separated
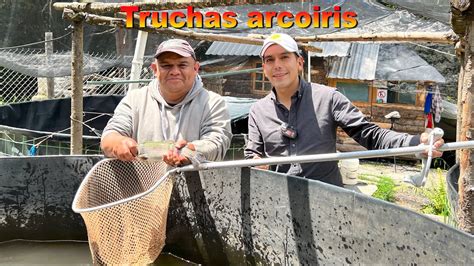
(421, 169, 451, 218)
(433, 157, 450, 170)
(357, 173, 382, 184)
(372, 176, 397, 202)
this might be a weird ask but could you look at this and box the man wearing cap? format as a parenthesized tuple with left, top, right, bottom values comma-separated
(101, 39, 232, 166)
(244, 33, 444, 186)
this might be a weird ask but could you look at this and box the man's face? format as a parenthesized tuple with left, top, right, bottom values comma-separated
(262, 44, 303, 91)
(153, 52, 199, 96)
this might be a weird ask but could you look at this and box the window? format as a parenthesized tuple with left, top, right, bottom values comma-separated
(336, 81, 369, 102)
(252, 62, 272, 93)
(386, 82, 416, 105)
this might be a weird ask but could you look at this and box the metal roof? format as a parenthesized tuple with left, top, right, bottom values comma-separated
(328, 43, 380, 81)
(206, 41, 446, 83)
(206, 41, 350, 57)
(310, 42, 351, 57)
(206, 42, 261, 57)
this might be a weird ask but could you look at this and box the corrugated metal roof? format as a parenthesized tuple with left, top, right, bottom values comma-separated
(206, 42, 261, 56)
(310, 42, 351, 57)
(206, 42, 445, 83)
(206, 41, 349, 57)
(328, 43, 380, 81)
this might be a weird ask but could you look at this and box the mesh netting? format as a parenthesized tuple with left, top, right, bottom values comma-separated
(72, 159, 174, 265)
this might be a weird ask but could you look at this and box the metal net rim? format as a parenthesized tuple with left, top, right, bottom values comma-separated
(71, 158, 175, 213)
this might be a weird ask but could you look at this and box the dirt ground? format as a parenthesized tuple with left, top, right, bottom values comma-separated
(345, 159, 449, 214)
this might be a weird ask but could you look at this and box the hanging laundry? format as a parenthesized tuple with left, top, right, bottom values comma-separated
(431, 85, 443, 123)
(28, 145, 38, 156)
(424, 88, 433, 115)
(426, 113, 434, 129)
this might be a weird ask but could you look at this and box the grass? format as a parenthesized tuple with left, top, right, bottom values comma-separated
(421, 168, 451, 218)
(357, 173, 382, 184)
(372, 176, 397, 203)
(357, 162, 455, 225)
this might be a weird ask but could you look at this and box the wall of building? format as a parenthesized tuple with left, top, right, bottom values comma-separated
(309, 57, 328, 85)
(328, 78, 427, 151)
(201, 58, 257, 98)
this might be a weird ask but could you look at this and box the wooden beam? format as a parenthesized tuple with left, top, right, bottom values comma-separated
(53, 1, 293, 14)
(451, 0, 471, 12)
(45, 32, 55, 99)
(62, 10, 322, 52)
(293, 32, 459, 44)
(70, 17, 84, 155)
(62, 10, 459, 56)
(457, 20, 474, 234)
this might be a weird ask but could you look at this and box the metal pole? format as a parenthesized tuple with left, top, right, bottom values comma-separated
(71, 20, 84, 155)
(128, 0, 158, 91)
(45, 32, 55, 99)
(177, 141, 474, 172)
(307, 51, 311, 83)
(128, 30, 148, 91)
(86, 67, 264, 85)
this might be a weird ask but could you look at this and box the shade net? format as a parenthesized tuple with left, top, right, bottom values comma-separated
(72, 159, 174, 265)
(0, 49, 125, 78)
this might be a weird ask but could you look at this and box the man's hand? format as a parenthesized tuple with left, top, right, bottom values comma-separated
(101, 132, 138, 161)
(163, 139, 195, 167)
(419, 131, 444, 158)
(252, 155, 269, 170)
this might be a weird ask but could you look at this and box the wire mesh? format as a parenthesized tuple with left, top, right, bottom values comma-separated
(73, 159, 174, 265)
(0, 49, 247, 159)
(0, 130, 101, 156)
(0, 48, 155, 105)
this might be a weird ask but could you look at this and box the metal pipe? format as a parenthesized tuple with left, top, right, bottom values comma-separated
(128, 30, 148, 91)
(177, 141, 474, 172)
(86, 67, 263, 85)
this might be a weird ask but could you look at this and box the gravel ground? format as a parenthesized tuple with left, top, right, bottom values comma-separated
(344, 159, 450, 213)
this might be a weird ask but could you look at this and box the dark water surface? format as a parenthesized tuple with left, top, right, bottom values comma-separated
(0, 241, 197, 265)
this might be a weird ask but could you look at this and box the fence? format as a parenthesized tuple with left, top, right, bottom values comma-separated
(0, 48, 157, 104)
(0, 47, 251, 159)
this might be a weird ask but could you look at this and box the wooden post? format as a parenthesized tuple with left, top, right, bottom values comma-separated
(458, 21, 474, 234)
(71, 19, 84, 155)
(45, 32, 55, 99)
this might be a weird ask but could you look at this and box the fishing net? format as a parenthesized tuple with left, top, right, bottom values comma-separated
(72, 159, 174, 265)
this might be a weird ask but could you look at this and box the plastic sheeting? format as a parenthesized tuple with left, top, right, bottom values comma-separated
(442, 99, 457, 120)
(378, 0, 450, 24)
(1, 1, 453, 78)
(189, 0, 451, 35)
(0, 95, 254, 137)
(0, 156, 102, 241)
(225, 97, 257, 121)
(376, 44, 446, 83)
(166, 167, 474, 264)
(0, 50, 154, 78)
(1, 156, 472, 264)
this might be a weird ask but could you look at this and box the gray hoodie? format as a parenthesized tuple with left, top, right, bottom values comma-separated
(102, 76, 232, 161)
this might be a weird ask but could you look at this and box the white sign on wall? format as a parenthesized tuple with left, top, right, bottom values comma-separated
(376, 89, 388, 103)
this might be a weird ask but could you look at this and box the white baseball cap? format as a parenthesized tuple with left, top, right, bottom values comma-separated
(259, 33, 302, 58)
